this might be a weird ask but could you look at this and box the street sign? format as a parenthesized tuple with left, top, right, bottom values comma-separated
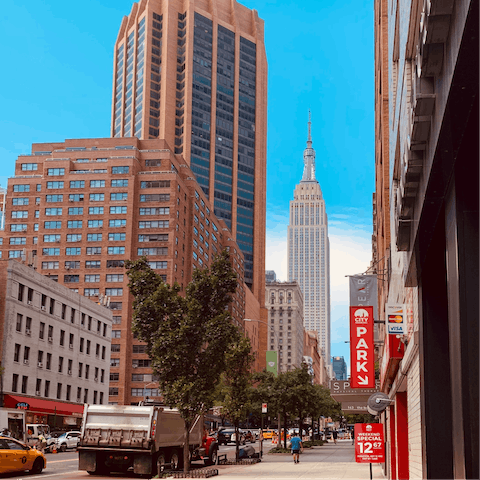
(354, 423, 385, 463)
(386, 303, 406, 334)
(262, 403, 267, 413)
(349, 306, 375, 388)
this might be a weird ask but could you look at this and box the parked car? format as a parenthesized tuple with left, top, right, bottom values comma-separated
(57, 431, 81, 452)
(217, 429, 245, 445)
(262, 429, 277, 440)
(0, 435, 46, 474)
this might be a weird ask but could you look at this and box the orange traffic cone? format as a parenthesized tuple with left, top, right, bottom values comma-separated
(52, 443, 57, 454)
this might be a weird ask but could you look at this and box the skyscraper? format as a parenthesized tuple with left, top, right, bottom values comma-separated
(111, 0, 267, 303)
(287, 115, 331, 369)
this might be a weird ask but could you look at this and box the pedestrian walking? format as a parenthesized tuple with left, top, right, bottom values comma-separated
(36, 433, 46, 453)
(332, 429, 338, 444)
(289, 431, 303, 464)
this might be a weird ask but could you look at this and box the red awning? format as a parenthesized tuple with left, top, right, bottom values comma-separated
(3, 395, 84, 416)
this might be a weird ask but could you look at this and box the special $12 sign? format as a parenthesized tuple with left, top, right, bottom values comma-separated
(349, 306, 374, 388)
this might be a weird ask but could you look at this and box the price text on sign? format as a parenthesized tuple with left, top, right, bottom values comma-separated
(349, 306, 374, 388)
(354, 423, 385, 463)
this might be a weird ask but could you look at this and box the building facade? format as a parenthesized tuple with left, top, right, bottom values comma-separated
(265, 270, 276, 283)
(0, 137, 247, 405)
(331, 356, 347, 380)
(0, 259, 112, 429)
(374, 0, 478, 478)
(265, 281, 304, 372)
(111, 0, 267, 303)
(287, 117, 331, 370)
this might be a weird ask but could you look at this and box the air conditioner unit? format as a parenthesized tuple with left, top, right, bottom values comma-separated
(69, 344, 74, 350)
(38, 362, 43, 368)
(56, 240, 60, 243)
(22, 228, 27, 232)
(48, 336, 53, 343)
(36, 390, 41, 396)
(26, 328, 31, 336)
(68, 369, 72, 376)
(23, 359, 29, 365)
(27, 301, 32, 305)
(41, 305, 46, 311)
(94, 376, 98, 382)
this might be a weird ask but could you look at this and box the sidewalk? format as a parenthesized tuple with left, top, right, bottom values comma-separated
(216, 440, 385, 479)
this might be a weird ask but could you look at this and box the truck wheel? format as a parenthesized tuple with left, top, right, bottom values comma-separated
(204, 446, 218, 466)
(156, 453, 166, 474)
(170, 451, 180, 471)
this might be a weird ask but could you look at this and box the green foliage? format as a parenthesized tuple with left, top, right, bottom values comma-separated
(126, 250, 239, 471)
(268, 446, 290, 453)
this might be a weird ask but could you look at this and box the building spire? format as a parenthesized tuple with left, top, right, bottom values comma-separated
(302, 110, 316, 181)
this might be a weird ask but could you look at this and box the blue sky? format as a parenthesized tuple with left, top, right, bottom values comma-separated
(0, 0, 374, 371)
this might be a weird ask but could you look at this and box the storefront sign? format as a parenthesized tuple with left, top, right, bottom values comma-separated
(355, 423, 385, 463)
(16, 402, 29, 410)
(349, 275, 378, 320)
(350, 306, 374, 388)
(386, 304, 406, 334)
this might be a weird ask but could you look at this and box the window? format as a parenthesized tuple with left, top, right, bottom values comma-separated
(110, 359, 120, 367)
(70, 180, 85, 188)
(109, 233, 126, 242)
(111, 179, 129, 187)
(13, 185, 30, 192)
(109, 302, 122, 310)
(88, 220, 104, 228)
(21, 376, 28, 394)
(139, 207, 169, 215)
(140, 194, 169, 202)
(109, 387, 119, 395)
(12, 210, 28, 219)
(78, 363, 83, 377)
(44, 221, 62, 229)
(111, 345, 121, 353)
(10, 224, 27, 232)
(90, 180, 105, 188)
(148, 261, 167, 269)
(64, 275, 79, 283)
(68, 207, 84, 215)
(14, 344, 21, 362)
(69, 194, 84, 202)
(43, 248, 60, 256)
(110, 192, 128, 201)
(42, 261, 59, 269)
(141, 180, 170, 188)
(87, 233, 103, 241)
(9, 237, 27, 246)
(58, 356, 64, 373)
(66, 247, 81, 256)
(46, 353, 52, 370)
(89, 206, 104, 215)
(67, 220, 82, 228)
(106, 274, 124, 282)
(12, 374, 19, 392)
(108, 246, 125, 254)
(67, 234, 82, 242)
(86, 247, 102, 255)
(84, 288, 99, 297)
(138, 247, 168, 256)
(12, 197, 29, 206)
(132, 345, 147, 354)
(44, 234, 61, 243)
(132, 359, 151, 368)
(86, 261, 101, 268)
(46, 181, 64, 189)
(106, 288, 123, 296)
(65, 261, 80, 269)
(48, 168, 65, 176)
(112, 166, 130, 174)
(112, 330, 121, 339)
(21, 163, 38, 171)
(138, 234, 168, 242)
(85, 274, 100, 282)
(106, 260, 124, 268)
(89, 193, 105, 201)
(109, 206, 127, 214)
(139, 220, 169, 228)
(109, 219, 127, 227)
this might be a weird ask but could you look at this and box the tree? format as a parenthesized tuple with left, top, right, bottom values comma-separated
(126, 250, 239, 473)
(217, 335, 255, 461)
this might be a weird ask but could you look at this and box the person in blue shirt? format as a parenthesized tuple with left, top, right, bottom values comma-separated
(290, 431, 303, 464)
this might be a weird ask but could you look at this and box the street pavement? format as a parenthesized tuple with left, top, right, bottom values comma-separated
(216, 439, 385, 479)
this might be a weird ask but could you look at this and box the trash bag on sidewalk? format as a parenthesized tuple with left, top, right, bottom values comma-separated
(239, 445, 256, 458)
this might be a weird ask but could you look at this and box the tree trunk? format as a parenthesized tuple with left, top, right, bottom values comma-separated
(277, 412, 281, 448)
(283, 410, 288, 449)
(184, 423, 190, 473)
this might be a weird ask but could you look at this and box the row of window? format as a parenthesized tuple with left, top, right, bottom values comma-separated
(19, 166, 130, 176)
(11, 374, 104, 404)
(42, 246, 125, 256)
(42, 233, 126, 242)
(42, 219, 128, 228)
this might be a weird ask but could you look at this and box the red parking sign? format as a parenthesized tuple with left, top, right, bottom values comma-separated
(355, 423, 385, 463)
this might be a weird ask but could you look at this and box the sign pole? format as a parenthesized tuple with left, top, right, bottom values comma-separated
(260, 413, 264, 458)
(370, 462, 373, 480)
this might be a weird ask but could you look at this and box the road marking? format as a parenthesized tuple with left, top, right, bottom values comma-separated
(19, 471, 79, 480)
(46, 458, 78, 464)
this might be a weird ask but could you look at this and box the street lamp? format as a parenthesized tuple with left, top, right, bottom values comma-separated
(143, 382, 159, 405)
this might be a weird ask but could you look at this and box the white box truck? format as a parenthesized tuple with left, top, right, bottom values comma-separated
(0, 408, 26, 441)
(78, 404, 218, 476)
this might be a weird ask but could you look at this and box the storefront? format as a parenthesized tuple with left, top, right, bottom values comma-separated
(3, 395, 84, 431)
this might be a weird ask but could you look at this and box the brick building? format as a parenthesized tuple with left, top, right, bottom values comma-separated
(111, 0, 267, 305)
(0, 259, 112, 429)
(373, 0, 478, 478)
(0, 137, 248, 405)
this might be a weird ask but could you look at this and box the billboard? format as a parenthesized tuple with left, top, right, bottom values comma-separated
(349, 306, 375, 388)
(349, 275, 378, 320)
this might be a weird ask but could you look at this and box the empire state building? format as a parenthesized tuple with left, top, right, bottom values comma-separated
(287, 115, 331, 369)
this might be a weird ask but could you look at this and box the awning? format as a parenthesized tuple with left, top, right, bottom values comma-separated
(3, 395, 84, 417)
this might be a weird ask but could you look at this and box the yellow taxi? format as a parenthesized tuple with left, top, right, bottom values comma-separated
(0, 435, 46, 474)
(262, 429, 277, 439)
